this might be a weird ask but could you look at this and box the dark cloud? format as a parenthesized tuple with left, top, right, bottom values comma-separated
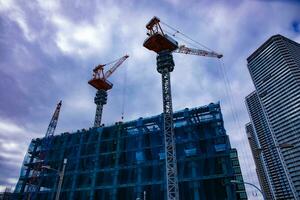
(0, 71, 29, 119)
(0, 156, 20, 185)
(292, 21, 300, 33)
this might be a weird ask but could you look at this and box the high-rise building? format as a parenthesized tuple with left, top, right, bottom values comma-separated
(14, 103, 247, 200)
(245, 121, 274, 200)
(245, 34, 300, 199)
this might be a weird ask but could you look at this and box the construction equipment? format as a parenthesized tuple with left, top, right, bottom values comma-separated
(143, 16, 222, 200)
(23, 101, 62, 199)
(175, 45, 222, 58)
(88, 55, 129, 127)
(45, 101, 62, 137)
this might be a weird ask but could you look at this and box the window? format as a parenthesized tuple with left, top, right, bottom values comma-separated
(136, 151, 145, 162)
(262, 73, 272, 83)
(259, 90, 268, 98)
(184, 148, 197, 156)
(214, 144, 226, 152)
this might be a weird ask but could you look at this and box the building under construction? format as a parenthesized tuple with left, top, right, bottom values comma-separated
(14, 102, 247, 200)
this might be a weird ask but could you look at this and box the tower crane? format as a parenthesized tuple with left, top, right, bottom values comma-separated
(88, 55, 129, 127)
(143, 16, 222, 200)
(23, 101, 62, 199)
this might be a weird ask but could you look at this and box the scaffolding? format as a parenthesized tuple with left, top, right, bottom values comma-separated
(14, 103, 247, 200)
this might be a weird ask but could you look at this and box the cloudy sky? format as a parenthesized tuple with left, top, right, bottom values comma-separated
(0, 0, 300, 198)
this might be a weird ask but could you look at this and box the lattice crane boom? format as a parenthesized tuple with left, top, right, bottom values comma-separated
(45, 100, 62, 138)
(175, 45, 223, 59)
(104, 55, 129, 80)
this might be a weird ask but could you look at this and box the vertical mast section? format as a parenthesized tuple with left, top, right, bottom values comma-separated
(94, 89, 107, 127)
(157, 51, 179, 200)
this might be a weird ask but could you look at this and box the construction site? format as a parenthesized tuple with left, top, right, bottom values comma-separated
(12, 17, 247, 200)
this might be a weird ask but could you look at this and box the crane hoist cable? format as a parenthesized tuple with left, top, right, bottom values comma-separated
(162, 20, 249, 158)
(217, 58, 259, 194)
(164, 30, 200, 49)
(121, 62, 128, 121)
(159, 16, 258, 197)
(160, 20, 214, 51)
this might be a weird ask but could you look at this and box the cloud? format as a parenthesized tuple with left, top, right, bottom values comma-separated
(0, 0, 35, 41)
(0, 118, 36, 188)
(33, 1, 124, 59)
(36, 0, 60, 11)
(52, 15, 111, 57)
(0, 120, 23, 133)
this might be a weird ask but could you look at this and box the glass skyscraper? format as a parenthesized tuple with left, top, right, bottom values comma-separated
(245, 34, 300, 199)
(245, 120, 274, 200)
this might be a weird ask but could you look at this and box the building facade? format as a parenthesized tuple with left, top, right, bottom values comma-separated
(246, 34, 300, 199)
(15, 103, 246, 200)
(245, 116, 275, 200)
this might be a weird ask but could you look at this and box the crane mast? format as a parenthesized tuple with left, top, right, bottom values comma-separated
(94, 90, 107, 127)
(143, 16, 222, 200)
(144, 16, 179, 200)
(88, 55, 129, 127)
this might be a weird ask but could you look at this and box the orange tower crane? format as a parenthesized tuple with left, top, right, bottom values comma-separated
(143, 16, 222, 200)
(88, 55, 129, 127)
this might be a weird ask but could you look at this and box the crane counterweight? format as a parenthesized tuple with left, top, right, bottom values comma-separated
(88, 78, 113, 91)
(144, 33, 178, 53)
